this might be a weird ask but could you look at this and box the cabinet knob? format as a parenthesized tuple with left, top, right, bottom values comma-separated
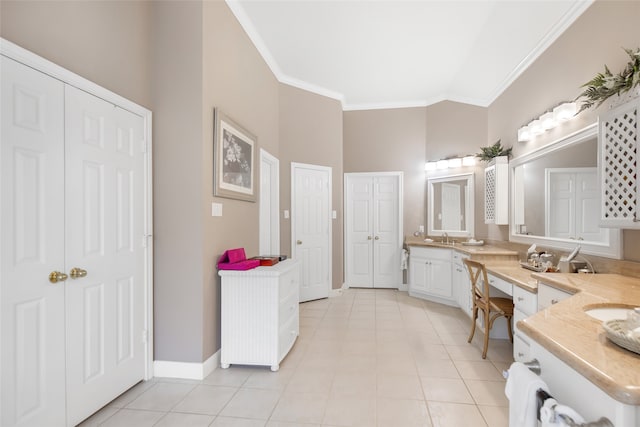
(518, 352, 525, 358)
(367, 236, 372, 240)
(374, 236, 379, 240)
(296, 240, 303, 245)
(551, 299, 558, 305)
(517, 297, 524, 302)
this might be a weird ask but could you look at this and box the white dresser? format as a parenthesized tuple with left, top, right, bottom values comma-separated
(218, 259, 300, 371)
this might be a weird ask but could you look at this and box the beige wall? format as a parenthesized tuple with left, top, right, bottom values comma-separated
(344, 107, 427, 237)
(487, 0, 640, 260)
(344, 102, 487, 239)
(279, 84, 344, 289)
(0, 0, 152, 108)
(202, 1, 280, 357)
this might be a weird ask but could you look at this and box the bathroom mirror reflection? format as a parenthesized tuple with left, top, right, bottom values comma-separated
(510, 124, 622, 258)
(427, 173, 474, 238)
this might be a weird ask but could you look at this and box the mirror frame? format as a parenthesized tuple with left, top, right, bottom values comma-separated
(509, 123, 622, 259)
(427, 173, 475, 238)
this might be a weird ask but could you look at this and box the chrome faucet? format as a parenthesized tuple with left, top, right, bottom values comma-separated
(442, 232, 449, 244)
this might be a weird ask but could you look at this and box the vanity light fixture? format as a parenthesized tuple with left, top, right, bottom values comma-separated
(462, 155, 476, 166)
(517, 101, 577, 142)
(436, 160, 449, 169)
(425, 155, 476, 171)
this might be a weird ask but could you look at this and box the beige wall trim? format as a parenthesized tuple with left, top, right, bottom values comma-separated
(153, 351, 220, 381)
(0, 37, 155, 381)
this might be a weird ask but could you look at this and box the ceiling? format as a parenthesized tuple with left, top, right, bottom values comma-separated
(227, 0, 593, 111)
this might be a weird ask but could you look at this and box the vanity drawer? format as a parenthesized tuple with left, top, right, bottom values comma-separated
(513, 333, 531, 362)
(279, 290, 299, 326)
(488, 274, 512, 297)
(538, 283, 572, 311)
(513, 286, 537, 315)
(513, 307, 529, 336)
(410, 246, 451, 261)
(452, 251, 469, 264)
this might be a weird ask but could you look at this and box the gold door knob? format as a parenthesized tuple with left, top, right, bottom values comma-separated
(49, 271, 68, 283)
(296, 240, 303, 245)
(69, 267, 88, 279)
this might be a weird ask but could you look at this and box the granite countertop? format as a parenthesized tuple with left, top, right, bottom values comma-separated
(520, 273, 640, 405)
(405, 236, 518, 257)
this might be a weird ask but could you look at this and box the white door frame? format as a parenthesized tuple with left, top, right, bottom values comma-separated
(260, 149, 280, 255)
(291, 162, 332, 300)
(343, 172, 403, 289)
(0, 38, 154, 380)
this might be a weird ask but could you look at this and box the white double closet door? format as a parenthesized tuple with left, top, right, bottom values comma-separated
(345, 173, 402, 288)
(1, 56, 146, 426)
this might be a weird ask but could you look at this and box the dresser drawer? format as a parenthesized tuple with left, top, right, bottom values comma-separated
(279, 290, 298, 326)
(513, 286, 537, 315)
(279, 268, 299, 302)
(538, 283, 572, 311)
(278, 313, 298, 359)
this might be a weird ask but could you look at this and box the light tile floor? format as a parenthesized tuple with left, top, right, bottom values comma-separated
(80, 289, 513, 427)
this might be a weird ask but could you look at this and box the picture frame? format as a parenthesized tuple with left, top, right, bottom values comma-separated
(213, 108, 258, 202)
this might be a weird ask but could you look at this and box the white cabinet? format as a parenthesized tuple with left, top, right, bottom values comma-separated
(599, 97, 640, 227)
(484, 156, 509, 225)
(530, 340, 638, 426)
(219, 259, 300, 371)
(512, 285, 537, 362)
(452, 251, 472, 317)
(408, 247, 455, 306)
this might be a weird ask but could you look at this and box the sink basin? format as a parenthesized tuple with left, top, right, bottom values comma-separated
(583, 304, 636, 321)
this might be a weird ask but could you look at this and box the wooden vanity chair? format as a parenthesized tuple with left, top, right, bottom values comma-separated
(463, 259, 514, 359)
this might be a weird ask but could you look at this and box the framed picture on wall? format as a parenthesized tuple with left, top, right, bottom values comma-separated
(213, 108, 258, 202)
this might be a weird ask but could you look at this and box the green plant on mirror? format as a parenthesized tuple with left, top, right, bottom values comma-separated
(476, 140, 512, 162)
(577, 47, 640, 114)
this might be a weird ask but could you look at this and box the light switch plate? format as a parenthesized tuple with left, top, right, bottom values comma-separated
(419, 225, 424, 233)
(212, 202, 223, 217)
(332, 210, 337, 219)
(284, 210, 289, 219)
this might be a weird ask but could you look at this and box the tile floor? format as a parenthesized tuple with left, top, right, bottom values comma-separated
(80, 289, 513, 427)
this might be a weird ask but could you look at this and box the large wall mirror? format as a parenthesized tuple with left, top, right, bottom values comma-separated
(427, 173, 474, 238)
(510, 123, 622, 258)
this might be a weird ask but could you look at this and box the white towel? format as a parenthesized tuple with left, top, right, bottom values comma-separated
(540, 398, 586, 427)
(505, 362, 549, 427)
(401, 249, 408, 270)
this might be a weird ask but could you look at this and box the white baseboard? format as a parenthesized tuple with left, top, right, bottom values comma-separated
(153, 350, 220, 380)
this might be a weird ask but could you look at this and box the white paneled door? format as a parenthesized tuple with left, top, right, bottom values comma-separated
(1, 55, 147, 427)
(292, 163, 331, 302)
(64, 86, 146, 426)
(1, 55, 67, 427)
(345, 173, 402, 289)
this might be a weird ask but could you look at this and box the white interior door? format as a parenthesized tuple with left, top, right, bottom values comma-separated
(575, 169, 605, 242)
(441, 182, 461, 231)
(345, 173, 402, 289)
(259, 149, 280, 256)
(345, 176, 373, 288)
(64, 86, 146, 426)
(372, 175, 401, 288)
(1, 55, 67, 427)
(547, 171, 575, 239)
(292, 163, 331, 302)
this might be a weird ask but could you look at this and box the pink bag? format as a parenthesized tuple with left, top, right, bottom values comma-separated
(217, 248, 260, 271)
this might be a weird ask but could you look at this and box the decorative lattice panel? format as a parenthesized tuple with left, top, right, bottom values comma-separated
(485, 166, 496, 222)
(602, 105, 638, 221)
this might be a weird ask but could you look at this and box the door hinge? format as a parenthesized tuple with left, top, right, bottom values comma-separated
(142, 234, 152, 248)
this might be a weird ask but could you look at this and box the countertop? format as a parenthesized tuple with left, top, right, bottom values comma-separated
(521, 273, 640, 405)
(405, 236, 518, 257)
